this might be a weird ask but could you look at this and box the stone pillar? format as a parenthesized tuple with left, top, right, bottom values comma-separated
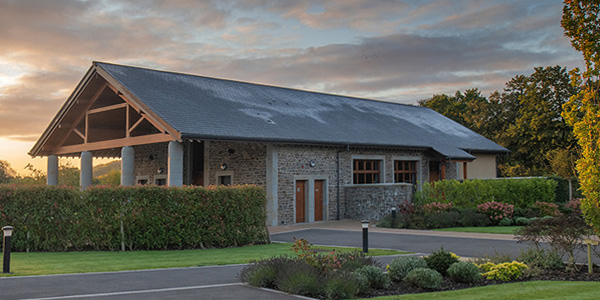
(121, 146, 135, 186)
(47, 155, 58, 186)
(80, 151, 93, 189)
(168, 141, 184, 186)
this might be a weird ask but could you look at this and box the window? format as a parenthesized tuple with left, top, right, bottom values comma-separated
(353, 160, 381, 184)
(218, 175, 232, 186)
(394, 160, 417, 184)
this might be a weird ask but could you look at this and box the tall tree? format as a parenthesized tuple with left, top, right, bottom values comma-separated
(499, 66, 578, 176)
(561, 0, 600, 232)
(0, 160, 16, 184)
(420, 67, 578, 177)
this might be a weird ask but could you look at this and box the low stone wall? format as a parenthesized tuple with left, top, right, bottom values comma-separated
(344, 183, 413, 221)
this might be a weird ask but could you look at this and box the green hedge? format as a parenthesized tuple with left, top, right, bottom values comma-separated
(0, 185, 269, 252)
(414, 178, 556, 209)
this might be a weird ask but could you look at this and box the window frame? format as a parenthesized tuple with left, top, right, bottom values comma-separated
(352, 159, 382, 184)
(394, 160, 418, 184)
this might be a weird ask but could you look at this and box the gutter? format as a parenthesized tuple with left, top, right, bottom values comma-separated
(336, 144, 350, 220)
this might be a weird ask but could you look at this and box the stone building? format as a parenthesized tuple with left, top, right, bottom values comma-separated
(30, 62, 508, 225)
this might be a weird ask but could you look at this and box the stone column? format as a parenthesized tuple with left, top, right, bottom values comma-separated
(121, 146, 135, 186)
(47, 155, 58, 186)
(80, 151, 93, 189)
(168, 141, 183, 186)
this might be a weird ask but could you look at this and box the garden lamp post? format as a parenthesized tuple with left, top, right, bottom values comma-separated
(3, 226, 13, 274)
(362, 220, 369, 253)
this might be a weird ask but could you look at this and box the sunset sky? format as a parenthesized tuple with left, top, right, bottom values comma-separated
(0, 0, 584, 174)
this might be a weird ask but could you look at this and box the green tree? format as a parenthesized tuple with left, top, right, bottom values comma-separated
(0, 160, 16, 184)
(498, 66, 578, 175)
(561, 0, 600, 232)
(419, 88, 493, 137)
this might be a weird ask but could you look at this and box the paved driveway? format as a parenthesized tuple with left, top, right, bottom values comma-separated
(0, 265, 307, 300)
(270, 226, 599, 265)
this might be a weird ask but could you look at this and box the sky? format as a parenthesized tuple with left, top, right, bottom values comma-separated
(0, 0, 584, 175)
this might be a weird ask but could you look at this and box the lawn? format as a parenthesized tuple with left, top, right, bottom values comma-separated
(359, 281, 600, 300)
(0, 243, 407, 277)
(433, 226, 522, 235)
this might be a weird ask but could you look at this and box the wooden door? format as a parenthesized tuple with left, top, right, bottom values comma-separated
(314, 180, 324, 221)
(295, 180, 307, 223)
(429, 161, 440, 183)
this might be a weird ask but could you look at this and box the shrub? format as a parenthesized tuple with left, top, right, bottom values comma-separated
(387, 256, 427, 281)
(516, 214, 592, 269)
(458, 208, 491, 227)
(533, 201, 562, 217)
(337, 251, 380, 272)
(514, 217, 531, 226)
(354, 265, 389, 289)
(403, 268, 443, 289)
(481, 261, 528, 282)
(447, 261, 482, 283)
(0, 185, 269, 252)
(517, 248, 563, 270)
(415, 178, 556, 209)
(565, 198, 582, 215)
(477, 201, 514, 224)
(424, 247, 460, 276)
(325, 271, 362, 300)
(239, 256, 290, 288)
(276, 260, 323, 297)
(498, 217, 514, 226)
(422, 202, 453, 214)
(426, 211, 462, 228)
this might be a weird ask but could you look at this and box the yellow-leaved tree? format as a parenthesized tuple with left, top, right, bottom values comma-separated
(561, 0, 600, 232)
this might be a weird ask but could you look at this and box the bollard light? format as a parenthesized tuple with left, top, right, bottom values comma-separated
(3, 226, 13, 274)
(362, 220, 369, 253)
(3, 226, 12, 237)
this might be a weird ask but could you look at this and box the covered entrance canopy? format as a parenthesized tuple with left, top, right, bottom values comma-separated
(29, 64, 181, 188)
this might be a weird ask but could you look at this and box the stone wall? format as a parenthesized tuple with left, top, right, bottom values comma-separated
(344, 183, 413, 220)
(276, 145, 340, 224)
(132, 142, 168, 185)
(206, 141, 268, 186)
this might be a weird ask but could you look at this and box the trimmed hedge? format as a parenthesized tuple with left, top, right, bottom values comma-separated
(0, 184, 269, 252)
(414, 178, 556, 209)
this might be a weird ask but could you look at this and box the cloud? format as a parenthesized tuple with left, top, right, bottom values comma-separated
(0, 0, 585, 144)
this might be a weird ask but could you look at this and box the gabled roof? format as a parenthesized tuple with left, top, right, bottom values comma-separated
(32, 61, 508, 160)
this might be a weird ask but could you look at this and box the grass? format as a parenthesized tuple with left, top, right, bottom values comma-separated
(0, 243, 407, 277)
(433, 226, 522, 235)
(359, 281, 600, 300)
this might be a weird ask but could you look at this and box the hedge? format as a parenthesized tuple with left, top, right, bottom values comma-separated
(414, 178, 556, 209)
(0, 184, 269, 252)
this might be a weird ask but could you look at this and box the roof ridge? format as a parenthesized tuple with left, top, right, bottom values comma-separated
(93, 61, 422, 109)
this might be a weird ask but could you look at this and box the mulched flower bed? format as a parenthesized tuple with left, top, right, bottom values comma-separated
(360, 265, 600, 298)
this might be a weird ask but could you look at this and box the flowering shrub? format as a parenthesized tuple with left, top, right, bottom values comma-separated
(422, 202, 453, 214)
(479, 261, 528, 282)
(565, 198, 582, 215)
(533, 201, 562, 217)
(397, 201, 417, 214)
(477, 201, 514, 224)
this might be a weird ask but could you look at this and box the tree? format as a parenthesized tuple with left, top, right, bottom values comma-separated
(561, 0, 600, 232)
(419, 67, 578, 177)
(0, 160, 16, 184)
(498, 66, 578, 175)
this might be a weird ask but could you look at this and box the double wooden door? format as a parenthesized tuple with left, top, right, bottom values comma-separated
(295, 180, 325, 223)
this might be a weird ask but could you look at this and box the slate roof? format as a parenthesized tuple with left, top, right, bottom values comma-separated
(96, 62, 508, 160)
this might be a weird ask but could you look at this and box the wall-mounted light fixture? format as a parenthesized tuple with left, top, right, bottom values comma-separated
(220, 163, 228, 170)
(157, 167, 164, 174)
(309, 160, 316, 167)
